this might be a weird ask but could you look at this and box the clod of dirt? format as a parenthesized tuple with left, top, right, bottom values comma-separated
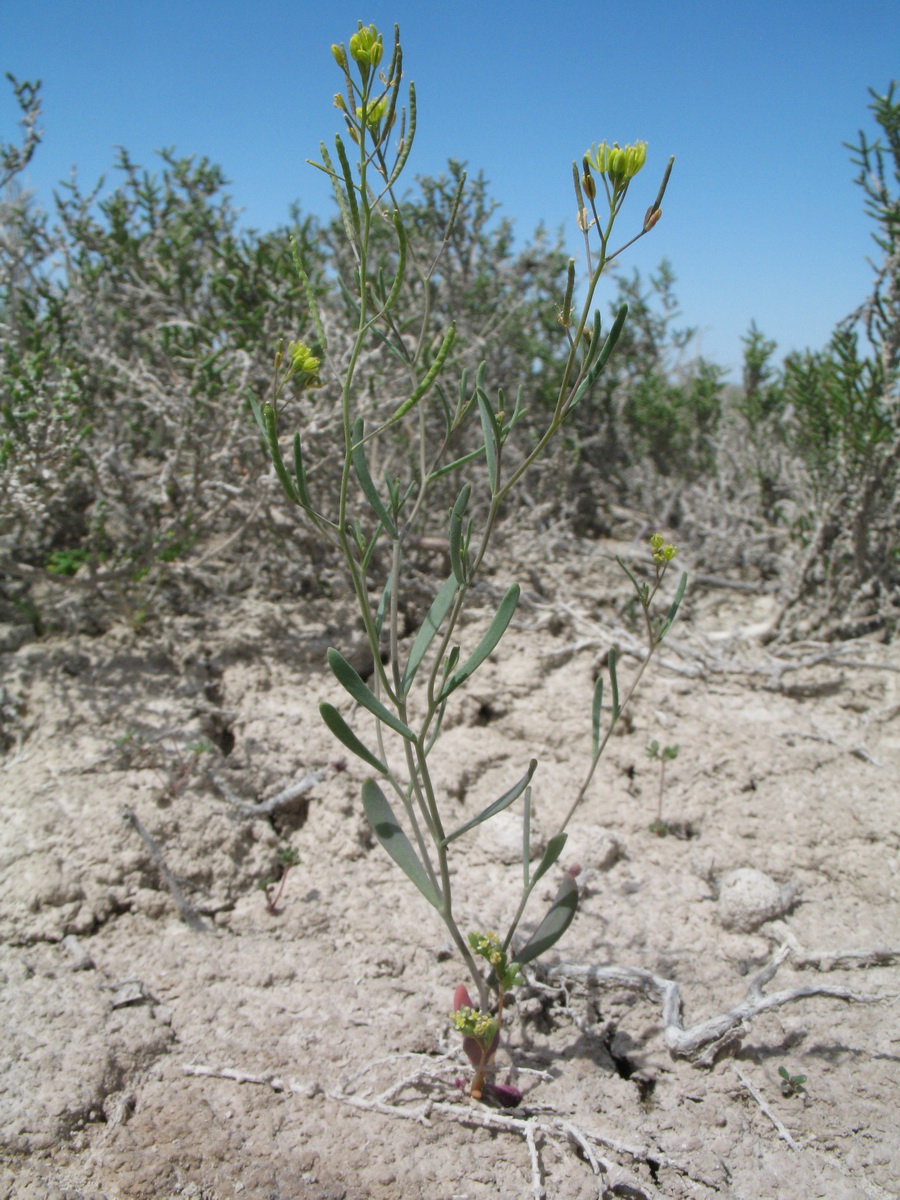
(566, 822, 625, 872)
(478, 810, 543, 864)
(717, 867, 799, 932)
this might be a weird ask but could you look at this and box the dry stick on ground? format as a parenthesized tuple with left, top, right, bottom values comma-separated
(778, 727, 883, 767)
(766, 923, 900, 971)
(544, 944, 883, 1066)
(732, 1063, 799, 1150)
(330, 1080, 679, 1200)
(183, 1063, 289, 1091)
(207, 769, 324, 817)
(120, 805, 208, 932)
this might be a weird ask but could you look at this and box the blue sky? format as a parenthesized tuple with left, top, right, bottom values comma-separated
(2, 0, 898, 379)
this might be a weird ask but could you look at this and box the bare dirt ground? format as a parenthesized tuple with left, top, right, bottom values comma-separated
(1, 530, 899, 1200)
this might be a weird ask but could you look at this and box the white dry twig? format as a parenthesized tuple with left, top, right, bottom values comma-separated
(183, 1063, 287, 1091)
(547, 944, 882, 1065)
(208, 769, 324, 817)
(120, 805, 208, 932)
(326, 1049, 722, 1199)
(732, 1063, 799, 1149)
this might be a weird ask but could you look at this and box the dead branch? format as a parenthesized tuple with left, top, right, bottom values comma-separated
(208, 769, 324, 817)
(546, 944, 882, 1066)
(183, 1063, 287, 1091)
(120, 805, 208, 932)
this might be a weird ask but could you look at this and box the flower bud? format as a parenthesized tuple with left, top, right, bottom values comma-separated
(607, 144, 627, 185)
(349, 23, 383, 67)
(581, 156, 596, 201)
(625, 141, 647, 177)
(331, 44, 346, 68)
(586, 140, 610, 175)
(355, 97, 388, 131)
(286, 340, 322, 388)
(585, 139, 648, 186)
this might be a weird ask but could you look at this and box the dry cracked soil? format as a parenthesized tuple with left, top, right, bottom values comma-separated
(1, 531, 898, 1199)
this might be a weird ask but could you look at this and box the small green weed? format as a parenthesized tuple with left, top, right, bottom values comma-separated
(778, 1066, 808, 1098)
(646, 738, 679, 835)
(259, 845, 302, 914)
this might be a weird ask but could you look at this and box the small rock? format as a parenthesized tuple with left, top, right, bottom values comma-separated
(61, 934, 94, 971)
(717, 868, 799, 932)
(567, 823, 625, 872)
(110, 980, 146, 1008)
(102, 1091, 134, 1127)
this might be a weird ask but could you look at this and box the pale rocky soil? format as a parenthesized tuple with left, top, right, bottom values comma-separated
(1, 530, 899, 1199)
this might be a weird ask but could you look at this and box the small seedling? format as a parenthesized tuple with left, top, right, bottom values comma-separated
(114, 730, 215, 800)
(259, 844, 302, 914)
(778, 1066, 807, 1097)
(646, 738, 679, 835)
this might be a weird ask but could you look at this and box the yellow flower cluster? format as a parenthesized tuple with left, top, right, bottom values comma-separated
(650, 532, 677, 565)
(355, 97, 389, 130)
(586, 140, 647, 186)
(450, 1005, 498, 1046)
(468, 931, 504, 969)
(348, 24, 382, 68)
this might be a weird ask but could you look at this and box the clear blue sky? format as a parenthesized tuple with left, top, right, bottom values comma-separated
(2, 0, 898, 379)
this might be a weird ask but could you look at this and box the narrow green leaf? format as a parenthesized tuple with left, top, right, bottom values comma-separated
(454, 367, 470, 425)
(248, 392, 267, 440)
(582, 308, 604, 370)
(531, 831, 568, 889)
(448, 482, 471, 586)
(568, 304, 629, 411)
(476, 389, 500, 492)
(594, 302, 628, 372)
(292, 433, 314, 511)
(351, 417, 398, 539)
(319, 142, 355, 245)
(362, 779, 441, 909)
(427, 444, 487, 483)
(327, 647, 414, 741)
(591, 675, 603, 757)
(516, 874, 579, 966)
(615, 555, 643, 601)
(443, 645, 460, 680)
(402, 573, 459, 694)
(657, 571, 688, 641)
(609, 647, 620, 722)
(522, 786, 532, 887)
(441, 584, 520, 699)
(319, 703, 388, 775)
(441, 760, 537, 847)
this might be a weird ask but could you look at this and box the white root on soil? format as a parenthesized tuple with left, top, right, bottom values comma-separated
(545, 944, 883, 1066)
(208, 767, 324, 816)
